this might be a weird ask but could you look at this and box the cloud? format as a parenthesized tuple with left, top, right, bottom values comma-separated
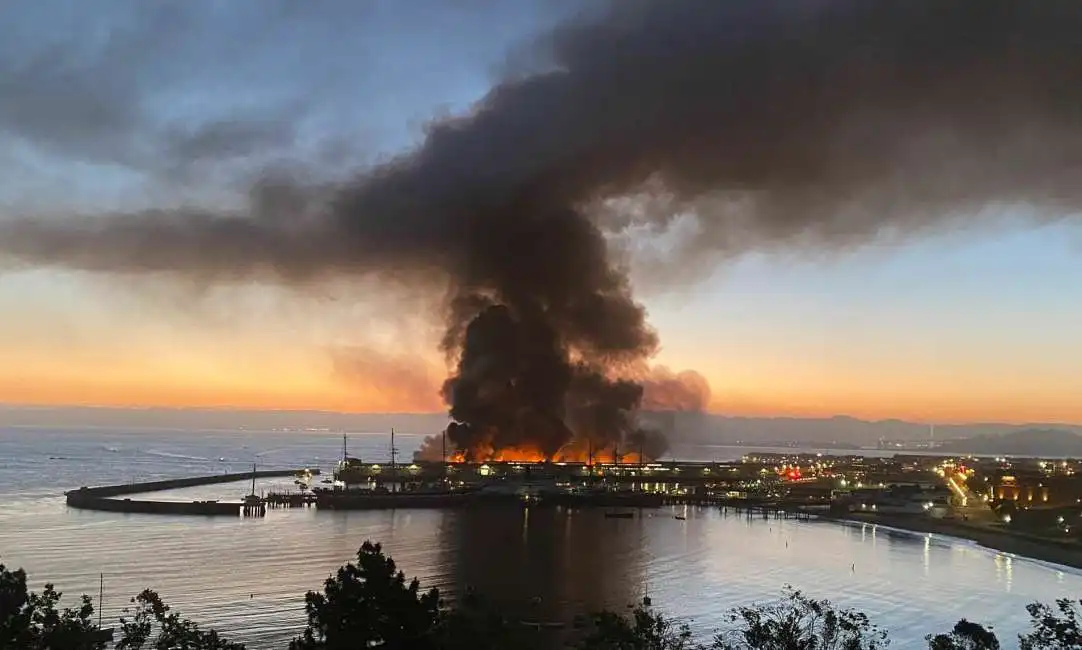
(331, 346, 442, 412)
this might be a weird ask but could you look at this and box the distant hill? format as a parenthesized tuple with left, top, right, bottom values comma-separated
(937, 428, 1082, 457)
(658, 413, 1082, 447)
(2, 405, 1080, 449)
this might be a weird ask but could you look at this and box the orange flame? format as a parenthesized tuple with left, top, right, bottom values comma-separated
(446, 442, 644, 464)
(415, 430, 651, 464)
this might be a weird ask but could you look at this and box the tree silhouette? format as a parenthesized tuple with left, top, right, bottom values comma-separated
(290, 541, 442, 649)
(291, 542, 540, 650)
(116, 589, 243, 650)
(1, 560, 105, 650)
(1019, 598, 1082, 649)
(926, 619, 1000, 649)
(574, 607, 700, 650)
(714, 586, 888, 650)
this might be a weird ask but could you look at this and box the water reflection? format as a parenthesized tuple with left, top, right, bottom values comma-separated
(441, 506, 643, 624)
(994, 553, 1015, 593)
(924, 534, 931, 576)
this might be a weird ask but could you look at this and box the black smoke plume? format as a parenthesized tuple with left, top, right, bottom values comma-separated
(4, 0, 1082, 458)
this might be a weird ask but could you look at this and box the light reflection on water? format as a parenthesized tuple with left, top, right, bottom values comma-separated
(1, 427, 1081, 648)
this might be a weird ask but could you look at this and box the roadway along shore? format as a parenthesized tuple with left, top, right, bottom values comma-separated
(822, 513, 1082, 571)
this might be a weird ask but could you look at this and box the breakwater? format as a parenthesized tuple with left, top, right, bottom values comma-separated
(65, 469, 318, 516)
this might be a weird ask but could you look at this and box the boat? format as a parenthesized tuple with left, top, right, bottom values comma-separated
(604, 512, 634, 519)
(674, 515, 686, 520)
(333, 434, 372, 486)
(94, 573, 114, 642)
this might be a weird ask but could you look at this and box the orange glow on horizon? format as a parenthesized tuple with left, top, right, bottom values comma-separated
(2, 345, 1080, 424)
(1, 378, 1080, 425)
(4, 257, 1082, 426)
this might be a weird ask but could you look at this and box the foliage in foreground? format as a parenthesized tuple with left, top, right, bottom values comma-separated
(116, 589, 245, 650)
(575, 607, 698, 650)
(1019, 599, 1082, 649)
(926, 619, 1001, 650)
(3, 549, 1082, 649)
(715, 587, 888, 649)
(0, 562, 102, 650)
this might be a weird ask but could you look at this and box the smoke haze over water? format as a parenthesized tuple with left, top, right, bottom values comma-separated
(3, 0, 1082, 455)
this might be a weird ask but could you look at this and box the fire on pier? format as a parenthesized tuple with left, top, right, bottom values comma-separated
(415, 426, 670, 464)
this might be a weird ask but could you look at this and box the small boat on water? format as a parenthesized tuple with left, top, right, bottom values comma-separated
(604, 512, 634, 519)
(94, 574, 114, 642)
(674, 515, 686, 520)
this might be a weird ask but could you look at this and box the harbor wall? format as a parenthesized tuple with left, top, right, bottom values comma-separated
(315, 491, 470, 510)
(67, 495, 242, 516)
(313, 490, 817, 512)
(65, 469, 316, 516)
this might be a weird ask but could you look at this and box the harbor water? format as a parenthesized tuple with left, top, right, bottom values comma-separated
(2, 426, 1080, 648)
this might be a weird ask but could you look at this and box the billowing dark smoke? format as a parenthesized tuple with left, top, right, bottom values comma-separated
(4, 0, 1082, 459)
(435, 200, 657, 457)
(641, 368, 711, 412)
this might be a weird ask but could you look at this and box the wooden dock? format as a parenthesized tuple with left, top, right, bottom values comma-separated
(264, 491, 318, 508)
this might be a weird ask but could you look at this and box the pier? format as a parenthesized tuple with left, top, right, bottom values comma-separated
(316, 455, 835, 515)
(64, 455, 839, 517)
(63, 466, 824, 518)
(311, 488, 819, 518)
(65, 469, 319, 516)
(264, 491, 318, 508)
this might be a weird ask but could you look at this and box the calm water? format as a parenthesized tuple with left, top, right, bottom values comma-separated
(1, 426, 1080, 648)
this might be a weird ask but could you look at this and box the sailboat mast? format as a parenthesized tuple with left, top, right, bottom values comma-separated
(250, 463, 256, 496)
(342, 433, 347, 462)
(98, 573, 103, 629)
(390, 428, 397, 493)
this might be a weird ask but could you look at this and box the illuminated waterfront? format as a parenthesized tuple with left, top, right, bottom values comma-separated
(2, 426, 1081, 648)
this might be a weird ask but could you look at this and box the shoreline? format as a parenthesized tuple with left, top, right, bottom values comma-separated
(820, 513, 1082, 571)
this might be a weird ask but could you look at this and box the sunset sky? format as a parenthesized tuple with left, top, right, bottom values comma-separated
(1, 1, 1081, 424)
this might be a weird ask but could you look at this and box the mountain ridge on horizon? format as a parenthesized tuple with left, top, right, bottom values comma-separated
(2, 404, 1080, 445)
(937, 428, 1082, 457)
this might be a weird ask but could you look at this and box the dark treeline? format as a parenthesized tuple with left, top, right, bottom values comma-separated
(2, 544, 1080, 649)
